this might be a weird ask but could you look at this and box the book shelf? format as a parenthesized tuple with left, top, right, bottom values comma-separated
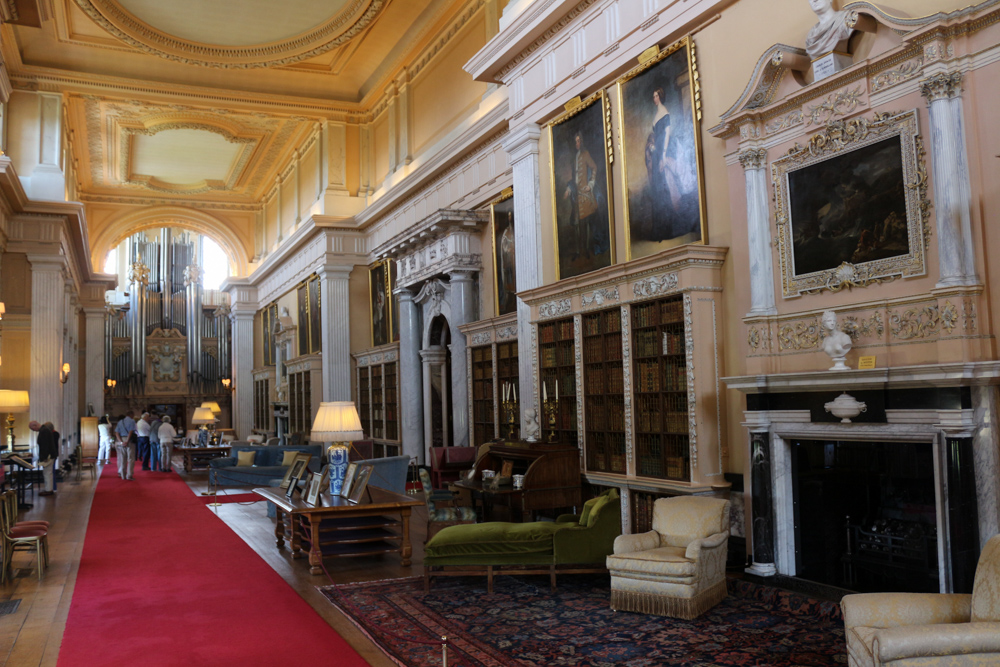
(497, 340, 518, 439)
(371, 365, 384, 439)
(631, 490, 674, 533)
(471, 345, 495, 446)
(631, 296, 689, 482)
(538, 317, 578, 447)
(384, 362, 398, 441)
(582, 307, 625, 474)
(358, 367, 371, 437)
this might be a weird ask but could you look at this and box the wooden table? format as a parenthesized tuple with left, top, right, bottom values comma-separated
(174, 444, 231, 472)
(254, 485, 421, 575)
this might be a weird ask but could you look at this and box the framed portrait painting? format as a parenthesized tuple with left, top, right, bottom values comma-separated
(369, 261, 389, 347)
(491, 188, 517, 316)
(617, 37, 706, 260)
(547, 90, 615, 280)
(772, 110, 929, 296)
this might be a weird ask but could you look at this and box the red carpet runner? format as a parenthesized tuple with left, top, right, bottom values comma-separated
(58, 464, 369, 666)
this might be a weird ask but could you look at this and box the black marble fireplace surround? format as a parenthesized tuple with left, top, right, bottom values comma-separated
(745, 386, 982, 595)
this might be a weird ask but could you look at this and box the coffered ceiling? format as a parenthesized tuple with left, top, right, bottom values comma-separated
(2, 0, 463, 207)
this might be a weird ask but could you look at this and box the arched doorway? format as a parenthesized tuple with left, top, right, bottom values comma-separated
(422, 314, 453, 451)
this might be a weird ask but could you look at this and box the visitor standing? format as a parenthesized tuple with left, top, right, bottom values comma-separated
(149, 413, 162, 472)
(97, 415, 113, 465)
(34, 421, 60, 496)
(114, 411, 137, 480)
(136, 412, 152, 471)
(158, 416, 176, 473)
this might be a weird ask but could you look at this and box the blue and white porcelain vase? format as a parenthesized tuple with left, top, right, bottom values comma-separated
(328, 443, 349, 495)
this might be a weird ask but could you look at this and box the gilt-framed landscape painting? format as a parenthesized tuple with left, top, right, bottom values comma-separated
(547, 90, 614, 280)
(617, 36, 706, 260)
(772, 109, 928, 296)
(369, 261, 389, 347)
(491, 189, 517, 316)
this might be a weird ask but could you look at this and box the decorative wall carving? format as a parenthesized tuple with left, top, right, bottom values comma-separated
(777, 318, 821, 351)
(963, 299, 977, 332)
(841, 311, 884, 340)
(889, 304, 941, 340)
(871, 57, 924, 92)
(497, 325, 517, 340)
(805, 86, 866, 125)
(919, 71, 964, 102)
(683, 294, 697, 469)
(581, 287, 619, 308)
(631, 273, 678, 298)
(538, 298, 572, 319)
(471, 331, 492, 345)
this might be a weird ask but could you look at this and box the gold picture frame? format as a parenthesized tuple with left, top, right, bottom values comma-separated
(369, 260, 391, 347)
(546, 89, 616, 280)
(616, 36, 707, 260)
(490, 187, 516, 316)
(771, 110, 929, 296)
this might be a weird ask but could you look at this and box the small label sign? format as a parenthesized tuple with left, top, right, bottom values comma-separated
(858, 355, 877, 370)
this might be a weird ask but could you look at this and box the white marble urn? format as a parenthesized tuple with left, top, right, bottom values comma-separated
(825, 393, 867, 423)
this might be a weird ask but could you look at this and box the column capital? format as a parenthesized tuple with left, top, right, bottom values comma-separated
(393, 285, 414, 301)
(316, 263, 353, 280)
(737, 147, 768, 171)
(80, 306, 106, 317)
(920, 71, 963, 103)
(448, 268, 476, 283)
(502, 123, 541, 164)
(26, 253, 67, 272)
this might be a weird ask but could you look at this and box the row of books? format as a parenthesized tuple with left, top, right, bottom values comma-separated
(540, 344, 575, 368)
(634, 410, 688, 434)
(582, 335, 623, 362)
(539, 319, 575, 343)
(634, 360, 688, 393)
(632, 298, 684, 328)
(584, 365, 625, 395)
(582, 312, 622, 336)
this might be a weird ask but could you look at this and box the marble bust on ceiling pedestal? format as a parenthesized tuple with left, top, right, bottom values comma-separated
(805, 0, 854, 60)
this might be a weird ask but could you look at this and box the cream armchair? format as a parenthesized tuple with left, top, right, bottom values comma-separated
(841, 534, 1000, 667)
(606, 495, 730, 619)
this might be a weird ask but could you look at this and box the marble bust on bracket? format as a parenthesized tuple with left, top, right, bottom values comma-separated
(805, 0, 854, 60)
(821, 310, 852, 371)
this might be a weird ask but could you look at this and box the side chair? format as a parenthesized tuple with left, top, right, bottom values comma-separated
(1, 490, 49, 582)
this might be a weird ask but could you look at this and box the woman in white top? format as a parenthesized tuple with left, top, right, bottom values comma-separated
(158, 416, 177, 473)
(97, 414, 113, 465)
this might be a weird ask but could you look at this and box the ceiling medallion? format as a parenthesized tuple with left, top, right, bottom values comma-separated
(73, 0, 385, 68)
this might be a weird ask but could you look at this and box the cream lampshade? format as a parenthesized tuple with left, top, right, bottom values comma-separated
(0, 389, 30, 452)
(311, 401, 364, 496)
(200, 401, 222, 414)
(191, 407, 215, 425)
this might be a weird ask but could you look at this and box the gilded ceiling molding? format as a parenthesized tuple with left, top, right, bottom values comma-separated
(78, 193, 260, 212)
(72, 0, 386, 68)
(90, 206, 251, 278)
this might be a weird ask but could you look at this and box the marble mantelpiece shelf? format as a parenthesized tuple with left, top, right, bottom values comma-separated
(583, 472, 721, 496)
(723, 361, 1000, 394)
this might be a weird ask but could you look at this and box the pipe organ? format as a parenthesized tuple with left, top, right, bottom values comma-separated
(104, 231, 232, 413)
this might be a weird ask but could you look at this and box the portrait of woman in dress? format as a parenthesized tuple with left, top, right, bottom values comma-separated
(619, 37, 705, 259)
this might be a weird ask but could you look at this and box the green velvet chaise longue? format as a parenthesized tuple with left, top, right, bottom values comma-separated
(423, 487, 621, 593)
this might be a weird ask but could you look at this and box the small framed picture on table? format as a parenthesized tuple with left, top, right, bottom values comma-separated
(305, 472, 323, 506)
(284, 459, 308, 499)
(340, 462, 359, 499)
(347, 464, 374, 504)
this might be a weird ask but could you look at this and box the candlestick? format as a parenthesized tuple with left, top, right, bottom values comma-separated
(555, 379, 559, 399)
(543, 381, 547, 401)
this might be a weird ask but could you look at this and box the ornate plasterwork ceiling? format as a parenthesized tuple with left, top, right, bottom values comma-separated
(73, 0, 385, 68)
(73, 95, 312, 201)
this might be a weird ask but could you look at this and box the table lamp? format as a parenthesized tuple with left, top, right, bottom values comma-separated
(0, 390, 29, 452)
(200, 401, 222, 444)
(310, 401, 364, 495)
(191, 407, 215, 447)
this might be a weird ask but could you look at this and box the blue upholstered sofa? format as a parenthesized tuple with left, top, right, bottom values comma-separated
(208, 444, 323, 487)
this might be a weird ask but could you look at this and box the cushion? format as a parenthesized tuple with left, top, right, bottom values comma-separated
(971, 534, 1000, 622)
(579, 497, 600, 526)
(587, 495, 611, 528)
(236, 450, 256, 467)
(426, 521, 573, 558)
(607, 546, 695, 577)
(652, 496, 729, 548)
(246, 434, 264, 444)
(280, 450, 301, 467)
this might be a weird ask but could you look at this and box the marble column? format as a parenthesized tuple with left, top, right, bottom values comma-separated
(448, 269, 475, 448)
(28, 254, 67, 438)
(738, 148, 777, 316)
(502, 123, 542, 431)
(747, 428, 776, 576)
(920, 72, 978, 287)
(230, 308, 255, 439)
(318, 264, 352, 401)
(83, 307, 106, 417)
(420, 346, 447, 456)
(63, 287, 79, 456)
(395, 286, 424, 463)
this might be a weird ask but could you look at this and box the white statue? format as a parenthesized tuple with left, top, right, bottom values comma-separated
(821, 310, 852, 371)
(522, 408, 540, 442)
(805, 0, 854, 60)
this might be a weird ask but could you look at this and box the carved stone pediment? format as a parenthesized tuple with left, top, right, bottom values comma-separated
(374, 209, 488, 289)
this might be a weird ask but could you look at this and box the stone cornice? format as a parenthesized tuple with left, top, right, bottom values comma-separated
(723, 361, 1000, 393)
(373, 208, 488, 260)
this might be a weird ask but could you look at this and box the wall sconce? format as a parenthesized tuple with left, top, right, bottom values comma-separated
(0, 301, 5, 367)
(221, 377, 234, 391)
(60, 362, 71, 384)
(105, 378, 117, 393)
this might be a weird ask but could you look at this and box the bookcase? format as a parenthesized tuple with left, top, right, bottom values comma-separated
(251, 367, 276, 434)
(632, 295, 689, 482)
(582, 307, 626, 474)
(497, 340, 519, 439)
(471, 345, 495, 446)
(538, 317, 578, 447)
(353, 346, 401, 457)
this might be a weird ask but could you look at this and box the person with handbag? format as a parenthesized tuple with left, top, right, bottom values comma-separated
(33, 421, 60, 496)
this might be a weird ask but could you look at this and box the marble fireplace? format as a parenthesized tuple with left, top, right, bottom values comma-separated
(726, 367, 1000, 595)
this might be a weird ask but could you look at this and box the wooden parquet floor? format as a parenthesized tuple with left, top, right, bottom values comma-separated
(0, 457, 430, 667)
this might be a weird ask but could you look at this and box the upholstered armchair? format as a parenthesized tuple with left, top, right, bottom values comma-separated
(840, 534, 1000, 667)
(418, 468, 476, 541)
(607, 495, 730, 619)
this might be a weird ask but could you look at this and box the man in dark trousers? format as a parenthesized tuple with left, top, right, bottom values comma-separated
(34, 421, 60, 496)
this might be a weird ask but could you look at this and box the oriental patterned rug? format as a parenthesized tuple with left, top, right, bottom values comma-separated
(319, 575, 847, 667)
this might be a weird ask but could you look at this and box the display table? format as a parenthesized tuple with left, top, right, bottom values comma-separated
(254, 485, 421, 575)
(174, 444, 231, 472)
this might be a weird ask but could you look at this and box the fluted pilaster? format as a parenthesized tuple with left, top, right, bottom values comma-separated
(738, 148, 777, 316)
(28, 254, 67, 436)
(318, 264, 352, 401)
(230, 309, 255, 439)
(395, 285, 424, 462)
(83, 307, 106, 418)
